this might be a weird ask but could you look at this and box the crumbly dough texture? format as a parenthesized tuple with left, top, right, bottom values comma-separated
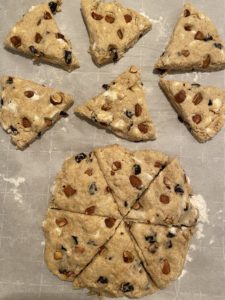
(43, 209, 120, 281)
(73, 222, 158, 298)
(159, 78, 225, 143)
(155, 3, 225, 72)
(126, 159, 199, 226)
(0, 75, 73, 149)
(81, 0, 152, 65)
(75, 66, 156, 141)
(130, 223, 195, 288)
(43, 144, 199, 298)
(5, 1, 79, 71)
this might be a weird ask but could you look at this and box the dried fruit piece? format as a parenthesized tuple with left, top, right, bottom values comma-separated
(50, 93, 63, 105)
(159, 194, 170, 204)
(133, 164, 141, 175)
(117, 29, 123, 40)
(174, 184, 184, 194)
(192, 114, 202, 124)
(184, 24, 192, 31)
(35, 32, 43, 43)
(194, 31, 205, 40)
(55, 218, 68, 227)
(108, 45, 118, 62)
(10, 36, 21, 48)
(91, 11, 103, 20)
(123, 251, 134, 263)
(135, 103, 142, 117)
(124, 14, 132, 23)
(48, 1, 58, 14)
(162, 259, 171, 274)
(129, 175, 142, 189)
(138, 123, 149, 134)
(85, 168, 93, 176)
(181, 49, 190, 57)
(105, 217, 116, 228)
(44, 11, 52, 19)
(85, 205, 96, 215)
(192, 92, 203, 105)
(63, 185, 76, 197)
(74, 246, 85, 254)
(24, 91, 34, 98)
(120, 282, 134, 293)
(184, 9, 191, 17)
(75, 153, 87, 163)
(112, 161, 122, 171)
(174, 90, 186, 103)
(202, 54, 211, 68)
(105, 15, 115, 23)
(64, 50, 72, 65)
(54, 251, 63, 260)
(22, 117, 31, 128)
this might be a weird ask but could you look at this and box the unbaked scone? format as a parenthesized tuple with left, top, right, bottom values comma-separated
(0, 75, 73, 150)
(75, 66, 156, 141)
(43, 209, 120, 281)
(159, 78, 225, 142)
(73, 222, 158, 298)
(81, 0, 152, 65)
(155, 3, 225, 72)
(5, 1, 79, 71)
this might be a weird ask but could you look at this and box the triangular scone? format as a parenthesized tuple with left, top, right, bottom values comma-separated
(0, 75, 73, 150)
(75, 66, 156, 141)
(49, 151, 121, 218)
(43, 209, 120, 281)
(5, 1, 79, 71)
(126, 159, 199, 226)
(155, 3, 225, 72)
(81, 0, 152, 65)
(73, 222, 157, 298)
(94, 144, 170, 216)
(129, 223, 195, 288)
(159, 78, 225, 143)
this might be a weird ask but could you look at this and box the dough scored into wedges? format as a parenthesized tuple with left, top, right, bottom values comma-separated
(126, 159, 199, 226)
(81, 0, 152, 65)
(5, 1, 79, 71)
(75, 66, 156, 142)
(130, 223, 195, 288)
(73, 222, 157, 298)
(43, 209, 120, 281)
(155, 3, 225, 72)
(0, 75, 73, 150)
(159, 78, 225, 143)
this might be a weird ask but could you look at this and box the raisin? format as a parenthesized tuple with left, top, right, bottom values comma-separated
(117, 29, 123, 39)
(108, 45, 118, 62)
(135, 103, 142, 117)
(124, 14, 132, 23)
(6, 77, 13, 84)
(74, 246, 85, 253)
(63, 185, 76, 197)
(174, 90, 186, 103)
(105, 15, 115, 23)
(60, 111, 68, 117)
(208, 99, 213, 106)
(154, 161, 162, 168)
(123, 251, 134, 263)
(121, 282, 134, 293)
(184, 9, 191, 17)
(195, 31, 205, 40)
(167, 231, 176, 238)
(89, 182, 97, 195)
(10, 36, 21, 48)
(75, 153, 87, 163)
(85, 168, 93, 176)
(85, 206, 96, 215)
(102, 84, 110, 90)
(129, 175, 142, 189)
(72, 236, 79, 245)
(91, 12, 103, 20)
(145, 233, 157, 244)
(112, 161, 122, 171)
(159, 194, 170, 204)
(29, 46, 39, 56)
(202, 54, 211, 68)
(174, 184, 184, 195)
(54, 251, 62, 260)
(105, 217, 116, 228)
(125, 110, 134, 118)
(162, 259, 171, 275)
(48, 1, 58, 14)
(192, 114, 202, 124)
(133, 164, 141, 175)
(181, 49, 190, 57)
(35, 33, 43, 43)
(184, 24, 192, 31)
(24, 91, 34, 98)
(214, 43, 223, 49)
(193, 92, 203, 105)
(44, 11, 52, 19)
(64, 50, 72, 65)
(138, 123, 149, 134)
(97, 276, 108, 284)
(22, 117, 31, 128)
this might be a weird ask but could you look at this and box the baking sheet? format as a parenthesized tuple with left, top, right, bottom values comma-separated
(0, 0, 225, 299)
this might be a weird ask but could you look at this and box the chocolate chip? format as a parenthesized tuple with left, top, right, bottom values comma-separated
(89, 182, 97, 195)
(184, 9, 191, 17)
(181, 49, 190, 57)
(10, 126, 18, 135)
(75, 153, 87, 163)
(204, 35, 213, 42)
(108, 45, 118, 62)
(202, 54, 211, 68)
(165, 240, 173, 249)
(162, 259, 171, 274)
(97, 276, 108, 284)
(135, 103, 142, 117)
(91, 11, 103, 20)
(105, 15, 115, 23)
(24, 91, 34, 98)
(85, 206, 96, 215)
(124, 201, 128, 207)
(102, 84, 110, 90)
(121, 282, 134, 293)
(174, 90, 186, 103)
(6, 77, 13, 84)
(123, 251, 134, 263)
(192, 114, 202, 124)
(193, 92, 203, 105)
(124, 14, 132, 23)
(160, 194, 170, 204)
(105, 217, 116, 228)
(72, 236, 79, 245)
(117, 29, 123, 39)
(10, 36, 21, 48)
(208, 99, 213, 106)
(29, 45, 40, 56)
(44, 11, 52, 19)
(184, 24, 192, 31)
(63, 185, 76, 197)
(22, 117, 31, 128)
(214, 43, 223, 49)
(125, 110, 134, 118)
(167, 231, 176, 238)
(35, 33, 42, 43)
(138, 123, 149, 134)
(174, 184, 184, 195)
(64, 50, 72, 65)
(129, 175, 142, 189)
(48, 1, 57, 14)
(133, 164, 141, 175)
(60, 111, 68, 117)
(145, 233, 157, 244)
(195, 31, 205, 40)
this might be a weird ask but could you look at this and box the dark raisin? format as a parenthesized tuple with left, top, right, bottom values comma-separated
(61, 245, 67, 251)
(64, 50, 72, 65)
(108, 45, 118, 62)
(75, 153, 87, 163)
(24, 91, 34, 98)
(145, 233, 157, 244)
(35, 33, 43, 43)
(72, 236, 79, 245)
(174, 184, 184, 195)
(120, 282, 134, 293)
(10, 126, 18, 134)
(124, 201, 128, 207)
(214, 43, 223, 49)
(48, 1, 58, 14)
(184, 24, 192, 31)
(167, 232, 176, 238)
(174, 90, 186, 103)
(6, 77, 13, 84)
(124, 14, 132, 23)
(89, 182, 97, 195)
(208, 99, 213, 106)
(29, 45, 39, 55)
(184, 9, 190, 17)
(165, 240, 173, 249)
(91, 12, 103, 20)
(97, 276, 108, 284)
(44, 11, 52, 19)
(60, 111, 69, 117)
(133, 164, 141, 175)
(10, 36, 21, 48)
(204, 35, 213, 42)
(105, 15, 115, 23)
(194, 31, 205, 40)
(125, 110, 134, 118)
(102, 84, 110, 90)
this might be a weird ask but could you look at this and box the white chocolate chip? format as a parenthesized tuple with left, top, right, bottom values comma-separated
(103, 90, 118, 101)
(96, 111, 113, 123)
(4, 102, 18, 113)
(111, 119, 127, 130)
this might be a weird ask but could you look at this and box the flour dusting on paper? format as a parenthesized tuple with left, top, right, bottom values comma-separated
(191, 194, 209, 240)
(0, 175, 25, 204)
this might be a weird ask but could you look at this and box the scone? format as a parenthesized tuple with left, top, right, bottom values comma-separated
(0, 75, 73, 149)
(155, 3, 225, 72)
(5, 1, 79, 71)
(159, 78, 225, 142)
(75, 66, 156, 142)
(81, 0, 152, 65)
